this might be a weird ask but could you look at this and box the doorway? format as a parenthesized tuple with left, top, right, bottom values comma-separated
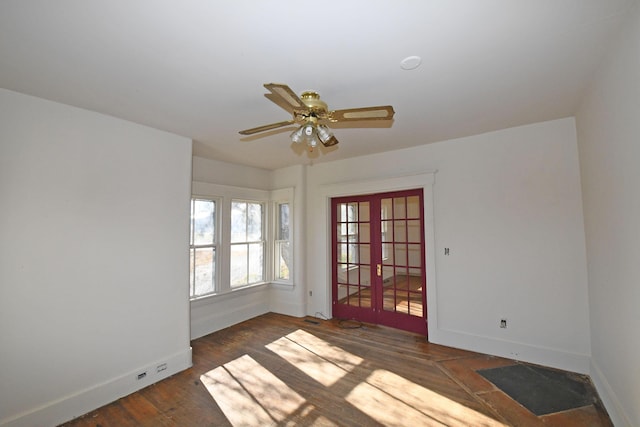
(331, 189, 427, 335)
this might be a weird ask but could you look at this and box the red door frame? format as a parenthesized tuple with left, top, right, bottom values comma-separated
(331, 189, 427, 336)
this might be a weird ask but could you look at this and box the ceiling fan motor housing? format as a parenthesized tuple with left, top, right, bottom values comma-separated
(299, 91, 328, 116)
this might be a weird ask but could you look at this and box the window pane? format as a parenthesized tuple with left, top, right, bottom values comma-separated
(231, 202, 247, 243)
(247, 203, 263, 241)
(194, 247, 214, 296)
(248, 242, 264, 283)
(230, 244, 248, 286)
(193, 199, 214, 245)
(189, 248, 195, 293)
(278, 203, 290, 240)
(276, 241, 290, 280)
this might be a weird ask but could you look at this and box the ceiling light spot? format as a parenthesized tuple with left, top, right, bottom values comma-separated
(400, 56, 422, 70)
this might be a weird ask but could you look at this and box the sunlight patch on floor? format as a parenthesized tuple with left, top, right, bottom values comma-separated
(346, 369, 506, 427)
(265, 329, 363, 387)
(200, 354, 308, 426)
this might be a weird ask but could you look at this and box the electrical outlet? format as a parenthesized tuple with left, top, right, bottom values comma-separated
(156, 363, 167, 373)
(500, 319, 507, 329)
(137, 371, 147, 380)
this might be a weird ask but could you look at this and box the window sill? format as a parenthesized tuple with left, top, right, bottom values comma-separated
(190, 282, 269, 307)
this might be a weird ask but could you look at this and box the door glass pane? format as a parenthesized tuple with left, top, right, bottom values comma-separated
(381, 220, 391, 242)
(381, 198, 392, 220)
(407, 220, 420, 242)
(347, 285, 359, 307)
(408, 267, 422, 277)
(407, 244, 421, 267)
(409, 292, 423, 317)
(359, 223, 370, 243)
(383, 289, 395, 311)
(394, 221, 407, 243)
(394, 246, 407, 266)
(346, 265, 357, 283)
(337, 243, 348, 264)
(359, 202, 370, 222)
(382, 243, 394, 264)
(337, 223, 347, 239)
(347, 203, 358, 221)
(393, 197, 406, 219)
(359, 266, 371, 286)
(359, 244, 371, 265)
(395, 291, 410, 314)
(407, 195, 420, 218)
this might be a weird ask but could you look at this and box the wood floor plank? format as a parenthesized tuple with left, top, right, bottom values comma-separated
(61, 313, 612, 427)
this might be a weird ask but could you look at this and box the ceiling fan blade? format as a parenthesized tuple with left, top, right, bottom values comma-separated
(263, 83, 307, 113)
(329, 105, 395, 122)
(239, 119, 295, 135)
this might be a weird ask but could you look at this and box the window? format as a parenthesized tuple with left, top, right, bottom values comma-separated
(189, 198, 217, 298)
(274, 202, 291, 281)
(230, 200, 264, 287)
(189, 183, 294, 298)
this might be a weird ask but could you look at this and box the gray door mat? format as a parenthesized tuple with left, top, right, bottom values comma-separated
(477, 364, 595, 416)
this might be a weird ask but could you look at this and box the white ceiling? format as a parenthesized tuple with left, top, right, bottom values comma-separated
(0, 1, 633, 170)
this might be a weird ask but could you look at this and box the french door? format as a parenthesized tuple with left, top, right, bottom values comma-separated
(331, 189, 427, 336)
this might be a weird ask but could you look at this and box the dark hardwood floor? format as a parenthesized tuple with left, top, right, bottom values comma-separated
(61, 313, 612, 426)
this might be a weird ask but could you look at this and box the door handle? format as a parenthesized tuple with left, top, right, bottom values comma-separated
(377, 264, 382, 277)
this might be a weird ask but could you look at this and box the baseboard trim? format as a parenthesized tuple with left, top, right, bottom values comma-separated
(429, 327, 591, 374)
(1, 347, 192, 427)
(190, 287, 270, 339)
(590, 358, 632, 426)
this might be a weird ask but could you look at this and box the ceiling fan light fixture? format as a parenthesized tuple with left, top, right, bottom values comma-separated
(290, 126, 305, 144)
(317, 125, 338, 147)
(303, 123, 315, 137)
(291, 122, 321, 150)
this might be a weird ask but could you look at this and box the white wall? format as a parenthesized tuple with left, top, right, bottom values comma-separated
(270, 165, 307, 317)
(192, 155, 271, 190)
(575, 2, 640, 425)
(305, 118, 591, 373)
(0, 89, 193, 427)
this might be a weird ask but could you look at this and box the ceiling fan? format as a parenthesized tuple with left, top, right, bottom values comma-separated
(239, 83, 395, 150)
